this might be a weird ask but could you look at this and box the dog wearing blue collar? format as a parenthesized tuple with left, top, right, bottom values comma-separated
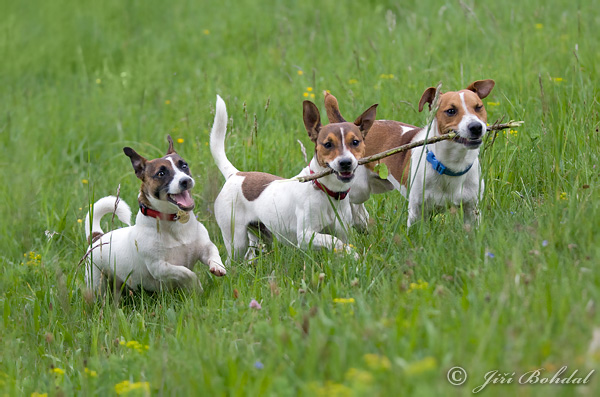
(324, 80, 495, 228)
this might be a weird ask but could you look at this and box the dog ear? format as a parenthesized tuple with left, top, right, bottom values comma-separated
(303, 101, 322, 142)
(466, 79, 495, 99)
(353, 104, 378, 138)
(418, 87, 437, 112)
(166, 135, 176, 154)
(123, 147, 147, 180)
(324, 92, 346, 123)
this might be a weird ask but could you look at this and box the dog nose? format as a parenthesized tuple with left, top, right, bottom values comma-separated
(468, 122, 483, 136)
(180, 178, 192, 190)
(339, 159, 353, 171)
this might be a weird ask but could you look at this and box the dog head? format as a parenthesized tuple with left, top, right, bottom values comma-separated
(419, 79, 495, 149)
(123, 135, 196, 213)
(303, 100, 377, 183)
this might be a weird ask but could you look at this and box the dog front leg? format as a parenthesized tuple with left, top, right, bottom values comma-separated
(198, 242, 227, 277)
(350, 203, 370, 232)
(462, 200, 480, 227)
(298, 229, 344, 252)
(147, 260, 200, 289)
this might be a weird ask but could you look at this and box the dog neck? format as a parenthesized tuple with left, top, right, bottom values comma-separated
(425, 119, 480, 174)
(308, 156, 352, 199)
(138, 189, 180, 218)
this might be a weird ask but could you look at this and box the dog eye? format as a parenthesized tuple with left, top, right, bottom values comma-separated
(445, 108, 457, 116)
(156, 170, 166, 177)
(474, 104, 483, 112)
(323, 142, 333, 149)
(181, 163, 188, 169)
(352, 139, 360, 146)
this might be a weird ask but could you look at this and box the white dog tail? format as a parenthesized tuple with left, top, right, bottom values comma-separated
(85, 195, 132, 243)
(210, 95, 238, 179)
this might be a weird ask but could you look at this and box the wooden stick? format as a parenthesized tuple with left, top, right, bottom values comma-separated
(294, 120, 524, 183)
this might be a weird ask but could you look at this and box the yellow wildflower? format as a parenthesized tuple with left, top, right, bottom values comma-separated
(363, 353, 391, 371)
(408, 279, 429, 293)
(77, 219, 83, 224)
(95, 78, 101, 84)
(333, 298, 355, 304)
(487, 101, 500, 106)
(559, 192, 567, 200)
(23, 251, 42, 266)
(31, 393, 48, 397)
(203, 29, 210, 35)
(165, 100, 171, 105)
(303, 92, 309, 97)
(297, 70, 304, 75)
(552, 77, 564, 83)
(535, 23, 543, 30)
(309, 381, 352, 397)
(122, 340, 149, 353)
(81, 179, 88, 184)
(84, 367, 98, 378)
(114, 380, 150, 395)
(51, 368, 65, 375)
(348, 79, 358, 84)
(310, 93, 315, 99)
(307, 87, 313, 92)
(345, 367, 374, 384)
(404, 356, 437, 375)
(379, 74, 394, 79)
(177, 138, 184, 144)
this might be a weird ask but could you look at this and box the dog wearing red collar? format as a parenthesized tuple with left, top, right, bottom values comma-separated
(209, 95, 377, 262)
(325, 80, 495, 229)
(84, 136, 226, 293)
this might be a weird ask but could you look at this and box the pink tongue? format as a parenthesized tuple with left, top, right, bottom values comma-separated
(171, 190, 194, 208)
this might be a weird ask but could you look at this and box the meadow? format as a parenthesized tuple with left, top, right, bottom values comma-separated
(1, 0, 599, 395)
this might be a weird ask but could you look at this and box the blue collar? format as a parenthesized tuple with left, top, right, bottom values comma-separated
(426, 151, 473, 176)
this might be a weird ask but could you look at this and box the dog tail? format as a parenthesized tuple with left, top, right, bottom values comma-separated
(324, 91, 347, 123)
(85, 196, 132, 243)
(210, 95, 239, 179)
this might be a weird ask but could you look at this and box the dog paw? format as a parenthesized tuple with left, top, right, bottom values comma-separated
(209, 261, 227, 277)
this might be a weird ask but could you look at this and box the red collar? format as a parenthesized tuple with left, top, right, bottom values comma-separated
(309, 169, 350, 200)
(139, 203, 178, 221)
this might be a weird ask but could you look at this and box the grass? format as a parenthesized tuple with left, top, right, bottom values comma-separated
(1, 0, 599, 395)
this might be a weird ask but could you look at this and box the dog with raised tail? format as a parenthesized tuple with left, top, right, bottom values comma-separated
(84, 136, 226, 293)
(210, 95, 377, 262)
(324, 80, 495, 228)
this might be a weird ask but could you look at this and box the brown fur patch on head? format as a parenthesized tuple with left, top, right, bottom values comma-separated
(315, 122, 366, 167)
(238, 172, 285, 201)
(435, 90, 488, 134)
(123, 145, 192, 207)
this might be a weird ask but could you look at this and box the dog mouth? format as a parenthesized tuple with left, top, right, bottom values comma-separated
(333, 170, 355, 182)
(167, 190, 195, 211)
(454, 136, 482, 148)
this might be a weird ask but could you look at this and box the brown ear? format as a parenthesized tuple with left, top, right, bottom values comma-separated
(166, 135, 176, 154)
(324, 91, 346, 123)
(123, 147, 147, 180)
(418, 87, 437, 112)
(466, 79, 495, 99)
(303, 101, 322, 142)
(353, 104, 378, 138)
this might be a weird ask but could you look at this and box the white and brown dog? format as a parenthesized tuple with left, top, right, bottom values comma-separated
(209, 95, 377, 261)
(84, 136, 226, 293)
(325, 80, 495, 228)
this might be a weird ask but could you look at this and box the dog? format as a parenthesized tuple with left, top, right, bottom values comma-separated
(324, 79, 495, 228)
(84, 136, 226, 293)
(209, 95, 377, 261)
